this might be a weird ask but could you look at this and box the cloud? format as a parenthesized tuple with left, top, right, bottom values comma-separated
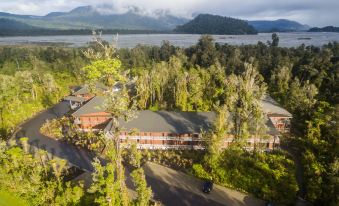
(0, 0, 338, 26)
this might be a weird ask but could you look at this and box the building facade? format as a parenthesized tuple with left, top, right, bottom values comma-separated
(71, 96, 111, 130)
(104, 110, 280, 151)
(66, 86, 291, 150)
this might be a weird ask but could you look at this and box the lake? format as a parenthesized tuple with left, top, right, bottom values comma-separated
(0, 32, 338, 48)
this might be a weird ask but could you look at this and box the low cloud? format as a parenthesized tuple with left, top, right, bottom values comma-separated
(0, 0, 338, 27)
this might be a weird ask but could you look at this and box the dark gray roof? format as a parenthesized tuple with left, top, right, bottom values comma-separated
(104, 110, 279, 136)
(72, 96, 107, 117)
(63, 96, 87, 102)
(72, 86, 89, 96)
(72, 83, 107, 96)
(261, 95, 292, 117)
(70, 85, 82, 93)
(106, 110, 216, 134)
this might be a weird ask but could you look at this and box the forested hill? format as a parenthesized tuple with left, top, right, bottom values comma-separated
(248, 19, 309, 32)
(0, 18, 38, 30)
(309, 26, 339, 32)
(174, 14, 258, 35)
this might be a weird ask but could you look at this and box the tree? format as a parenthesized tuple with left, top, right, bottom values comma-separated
(0, 74, 16, 135)
(187, 68, 204, 111)
(135, 70, 151, 109)
(0, 139, 84, 206)
(42, 73, 57, 93)
(226, 62, 267, 143)
(286, 78, 318, 114)
(82, 33, 152, 206)
(128, 143, 152, 206)
(131, 168, 152, 206)
(89, 149, 129, 206)
(15, 71, 37, 100)
(270, 33, 279, 47)
(203, 104, 232, 172)
(270, 65, 292, 104)
(194, 35, 217, 67)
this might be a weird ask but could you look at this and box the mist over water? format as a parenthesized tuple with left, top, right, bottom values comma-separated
(0, 32, 339, 48)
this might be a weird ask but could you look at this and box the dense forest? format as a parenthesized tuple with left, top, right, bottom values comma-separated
(0, 46, 86, 137)
(0, 34, 338, 205)
(248, 19, 309, 32)
(174, 14, 257, 35)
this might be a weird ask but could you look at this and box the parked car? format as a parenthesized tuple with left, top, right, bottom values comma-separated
(202, 181, 213, 193)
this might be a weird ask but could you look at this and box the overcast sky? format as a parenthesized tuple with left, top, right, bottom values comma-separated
(0, 0, 338, 27)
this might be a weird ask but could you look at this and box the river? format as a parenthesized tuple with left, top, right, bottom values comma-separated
(0, 32, 338, 48)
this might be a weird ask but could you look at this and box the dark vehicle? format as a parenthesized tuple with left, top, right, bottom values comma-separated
(202, 181, 213, 193)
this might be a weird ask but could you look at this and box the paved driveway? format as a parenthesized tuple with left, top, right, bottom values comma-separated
(15, 101, 95, 171)
(143, 162, 265, 206)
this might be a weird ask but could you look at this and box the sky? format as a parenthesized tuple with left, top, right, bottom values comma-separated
(0, 0, 338, 27)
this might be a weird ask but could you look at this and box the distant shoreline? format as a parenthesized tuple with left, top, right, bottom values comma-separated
(0, 29, 267, 37)
(0, 32, 338, 49)
(0, 29, 176, 37)
(2, 29, 339, 37)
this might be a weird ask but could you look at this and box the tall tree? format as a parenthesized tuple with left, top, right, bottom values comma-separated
(82, 32, 152, 206)
(203, 104, 232, 172)
(193, 35, 217, 68)
(270, 33, 279, 47)
(226, 62, 267, 143)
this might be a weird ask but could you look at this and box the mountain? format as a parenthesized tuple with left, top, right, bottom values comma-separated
(174, 14, 257, 35)
(0, 6, 189, 30)
(248, 19, 309, 32)
(309, 26, 339, 32)
(0, 18, 38, 30)
(0, 6, 313, 35)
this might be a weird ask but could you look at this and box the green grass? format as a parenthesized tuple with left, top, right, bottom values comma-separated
(0, 190, 28, 206)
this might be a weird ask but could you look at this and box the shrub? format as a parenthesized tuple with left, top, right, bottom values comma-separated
(196, 148, 298, 205)
(192, 164, 212, 180)
(40, 119, 63, 139)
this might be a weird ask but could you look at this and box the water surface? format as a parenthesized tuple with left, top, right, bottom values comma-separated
(0, 32, 338, 48)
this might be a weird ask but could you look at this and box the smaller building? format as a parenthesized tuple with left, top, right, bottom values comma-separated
(63, 96, 87, 110)
(71, 96, 111, 130)
(261, 95, 292, 133)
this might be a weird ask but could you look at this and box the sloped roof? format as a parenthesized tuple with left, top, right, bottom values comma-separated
(261, 95, 292, 117)
(72, 83, 107, 96)
(104, 110, 280, 136)
(63, 96, 87, 102)
(72, 96, 107, 117)
(105, 110, 215, 134)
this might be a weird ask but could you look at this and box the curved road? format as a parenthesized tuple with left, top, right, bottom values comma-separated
(15, 101, 95, 171)
(15, 101, 264, 206)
